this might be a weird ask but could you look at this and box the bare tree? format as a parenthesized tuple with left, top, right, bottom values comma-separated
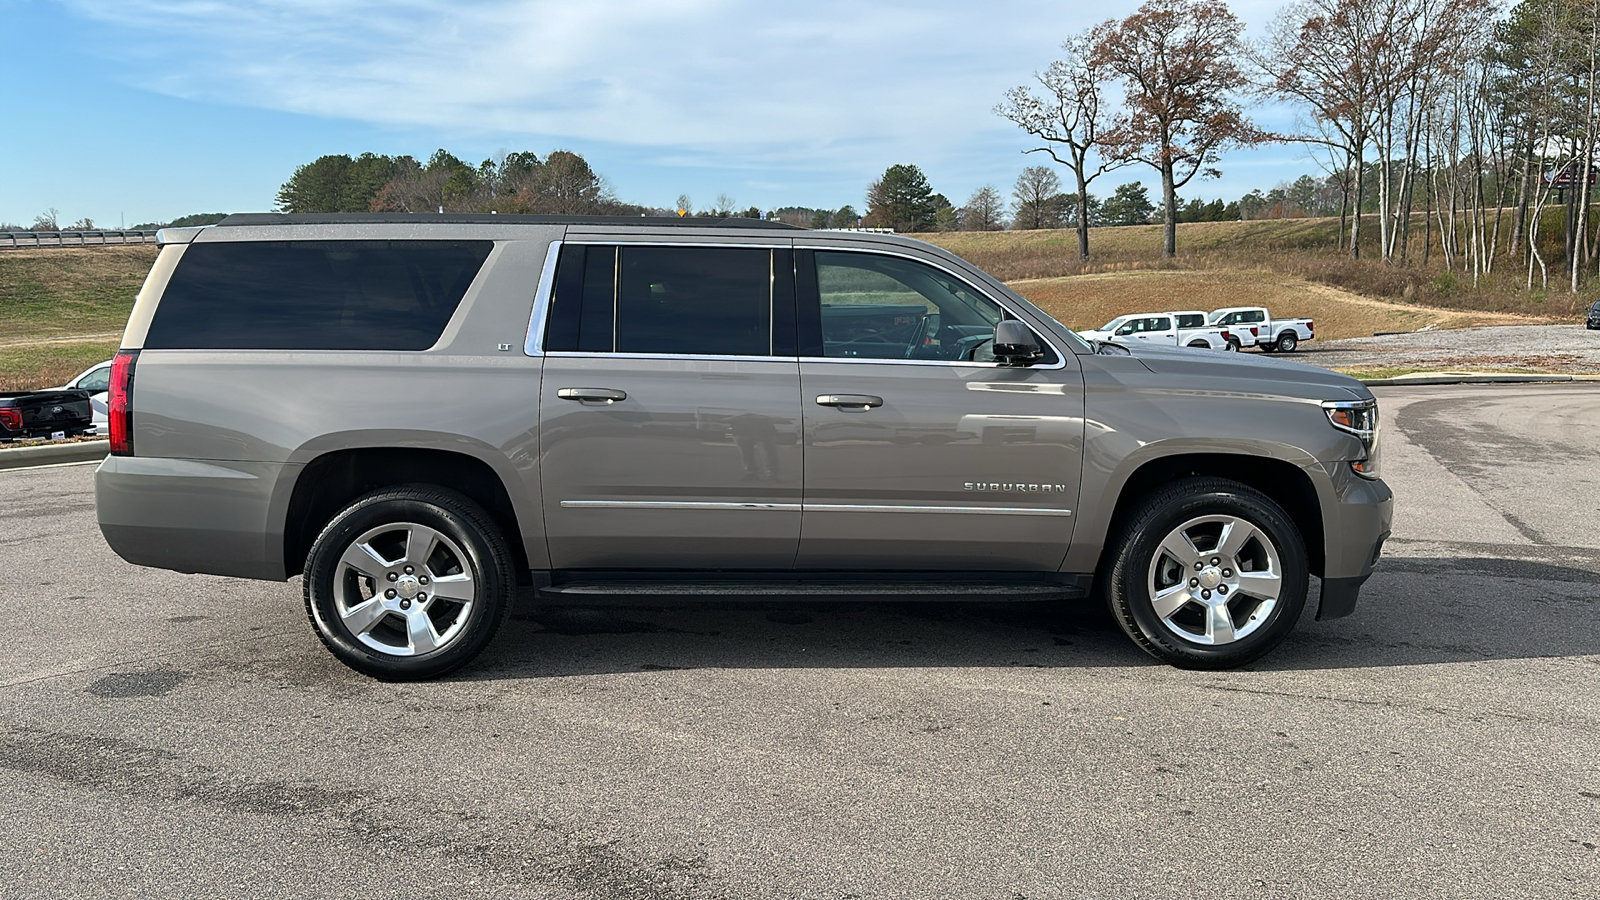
(1258, 0, 1381, 258)
(32, 208, 60, 231)
(1011, 166, 1064, 229)
(997, 33, 1121, 259)
(1092, 0, 1268, 257)
(962, 186, 1008, 231)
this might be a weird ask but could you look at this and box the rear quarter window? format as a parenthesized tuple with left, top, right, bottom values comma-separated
(144, 240, 493, 350)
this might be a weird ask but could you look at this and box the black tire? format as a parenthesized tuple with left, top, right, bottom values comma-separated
(1102, 477, 1308, 669)
(1259, 342, 1277, 353)
(304, 485, 513, 680)
(1276, 332, 1298, 352)
(1224, 338, 1241, 352)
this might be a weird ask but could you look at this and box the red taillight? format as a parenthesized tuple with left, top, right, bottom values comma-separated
(1220, 329, 1232, 340)
(1250, 326, 1259, 337)
(109, 349, 138, 456)
(1307, 320, 1315, 332)
(0, 408, 21, 431)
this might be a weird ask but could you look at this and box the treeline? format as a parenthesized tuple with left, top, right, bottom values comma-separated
(275, 149, 646, 216)
(850, 162, 1332, 233)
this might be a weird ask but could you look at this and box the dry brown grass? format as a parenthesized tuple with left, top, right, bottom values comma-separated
(1009, 270, 1553, 340)
(0, 339, 121, 391)
(915, 217, 1593, 320)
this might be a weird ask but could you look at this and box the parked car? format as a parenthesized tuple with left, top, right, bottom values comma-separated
(0, 389, 95, 441)
(96, 213, 1392, 680)
(1207, 306, 1315, 352)
(51, 360, 112, 435)
(1588, 299, 1600, 329)
(1076, 311, 1233, 350)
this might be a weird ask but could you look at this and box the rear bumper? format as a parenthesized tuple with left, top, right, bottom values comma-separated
(96, 455, 298, 580)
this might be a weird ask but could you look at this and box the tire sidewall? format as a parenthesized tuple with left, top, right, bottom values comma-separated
(305, 492, 508, 680)
(1113, 484, 1308, 668)
(1278, 333, 1297, 352)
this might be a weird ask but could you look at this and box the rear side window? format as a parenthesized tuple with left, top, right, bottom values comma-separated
(545, 245, 793, 357)
(144, 240, 492, 350)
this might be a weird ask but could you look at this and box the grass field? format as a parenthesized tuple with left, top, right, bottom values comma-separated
(1009, 270, 1548, 339)
(0, 245, 156, 340)
(917, 216, 1593, 319)
(0, 245, 154, 390)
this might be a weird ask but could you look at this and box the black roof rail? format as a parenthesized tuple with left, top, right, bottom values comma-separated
(215, 213, 805, 230)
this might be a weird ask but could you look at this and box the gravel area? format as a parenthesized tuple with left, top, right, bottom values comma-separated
(1292, 323, 1600, 373)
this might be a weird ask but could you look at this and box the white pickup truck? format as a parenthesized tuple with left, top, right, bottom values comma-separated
(1206, 306, 1315, 352)
(1078, 311, 1234, 351)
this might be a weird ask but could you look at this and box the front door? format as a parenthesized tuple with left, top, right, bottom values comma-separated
(537, 243, 803, 569)
(795, 249, 1085, 571)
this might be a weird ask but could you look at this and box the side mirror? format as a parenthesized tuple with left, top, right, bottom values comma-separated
(993, 320, 1043, 366)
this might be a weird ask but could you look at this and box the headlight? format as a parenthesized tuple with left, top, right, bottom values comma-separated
(1321, 398, 1381, 479)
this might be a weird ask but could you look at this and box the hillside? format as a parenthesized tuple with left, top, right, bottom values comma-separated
(916, 215, 1588, 320)
(0, 245, 155, 389)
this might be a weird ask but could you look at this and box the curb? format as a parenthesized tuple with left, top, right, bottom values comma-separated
(0, 440, 109, 471)
(1360, 373, 1600, 386)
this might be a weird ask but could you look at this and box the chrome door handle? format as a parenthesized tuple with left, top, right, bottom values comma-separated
(816, 394, 883, 409)
(557, 387, 627, 404)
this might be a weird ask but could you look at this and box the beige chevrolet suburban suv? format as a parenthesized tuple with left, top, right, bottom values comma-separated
(96, 213, 1391, 679)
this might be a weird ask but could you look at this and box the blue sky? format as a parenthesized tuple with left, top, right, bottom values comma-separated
(1, 0, 1320, 227)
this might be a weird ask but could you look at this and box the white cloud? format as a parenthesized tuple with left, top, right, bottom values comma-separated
(57, 0, 1314, 204)
(65, 2, 1070, 165)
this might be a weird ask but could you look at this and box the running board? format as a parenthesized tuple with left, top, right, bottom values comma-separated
(536, 579, 1087, 603)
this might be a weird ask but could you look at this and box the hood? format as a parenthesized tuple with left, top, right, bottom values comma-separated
(1115, 342, 1371, 399)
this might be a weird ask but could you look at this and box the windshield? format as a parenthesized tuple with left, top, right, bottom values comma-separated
(1098, 316, 1128, 332)
(1205, 311, 1226, 325)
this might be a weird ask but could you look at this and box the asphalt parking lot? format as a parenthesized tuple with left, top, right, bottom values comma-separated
(2, 383, 1597, 899)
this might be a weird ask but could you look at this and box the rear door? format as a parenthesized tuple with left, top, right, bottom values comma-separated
(535, 242, 804, 569)
(795, 248, 1084, 571)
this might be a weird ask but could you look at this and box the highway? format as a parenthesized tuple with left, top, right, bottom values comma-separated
(1, 383, 1596, 899)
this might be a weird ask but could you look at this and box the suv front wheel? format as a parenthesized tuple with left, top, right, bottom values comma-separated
(304, 486, 513, 680)
(1104, 477, 1308, 669)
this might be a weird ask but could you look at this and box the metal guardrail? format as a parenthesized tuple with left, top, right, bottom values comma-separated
(0, 230, 159, 249)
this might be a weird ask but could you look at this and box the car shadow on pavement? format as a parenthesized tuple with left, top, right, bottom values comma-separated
(1263, 555, 1600, 671)
(460, 596, 1150, 679)
(451, 554, 1600, 679)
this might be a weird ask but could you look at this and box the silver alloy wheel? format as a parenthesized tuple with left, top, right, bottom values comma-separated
(333, 522, 476, 656)
(1146, 514, 1283, 646)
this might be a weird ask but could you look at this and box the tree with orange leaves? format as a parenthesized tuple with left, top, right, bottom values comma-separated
(1091, 0, 1269, 257)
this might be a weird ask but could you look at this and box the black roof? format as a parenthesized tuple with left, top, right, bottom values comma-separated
(216, 213, 804, 230)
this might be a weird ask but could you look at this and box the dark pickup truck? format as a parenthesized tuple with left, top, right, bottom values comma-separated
(0, 390, 95, 441)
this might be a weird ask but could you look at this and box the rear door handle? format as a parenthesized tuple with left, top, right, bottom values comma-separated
(557, 387, 627, 404)
(816, 394, 883, 409)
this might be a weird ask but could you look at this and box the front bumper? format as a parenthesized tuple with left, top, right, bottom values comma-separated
(1315, 470, 1393, 620)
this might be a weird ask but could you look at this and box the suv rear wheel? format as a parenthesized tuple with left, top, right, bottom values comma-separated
(304, 486, 513, 680)
(1103, 477, 1308, 669)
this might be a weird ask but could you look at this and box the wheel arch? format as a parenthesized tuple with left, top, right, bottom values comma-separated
(1081, 450, 1330, 580)
(282, 446, 537, 584)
